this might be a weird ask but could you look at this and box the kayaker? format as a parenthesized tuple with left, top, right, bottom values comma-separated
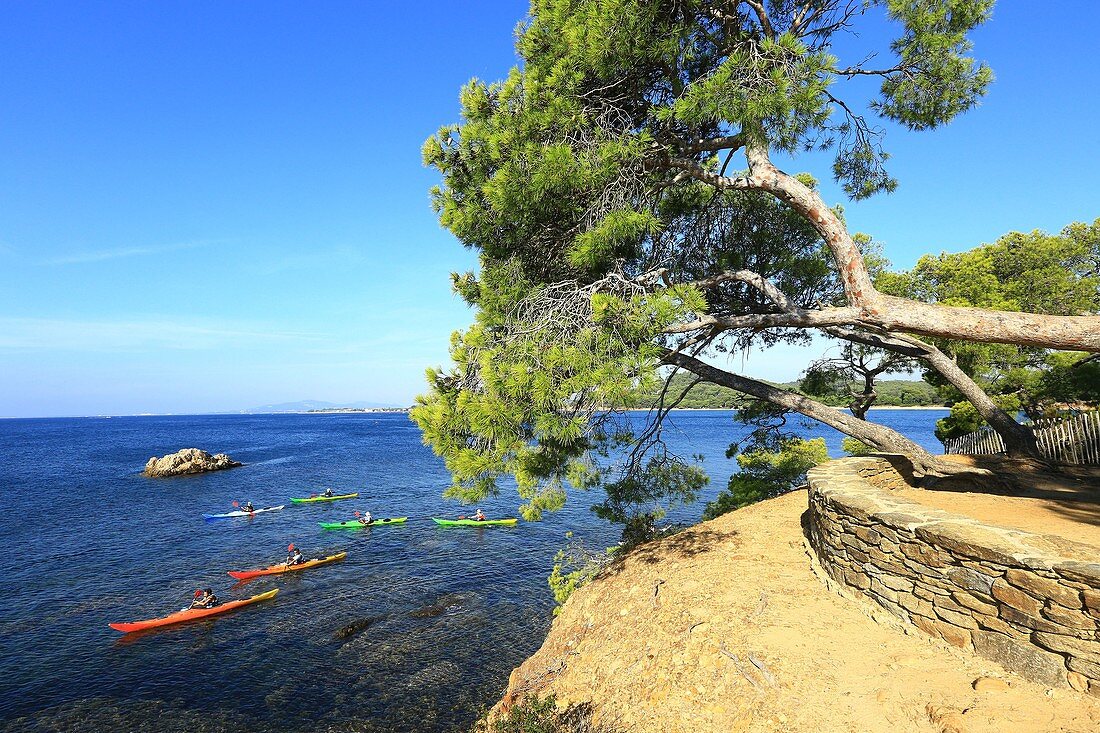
(286, 544, 304, 566)
(358, 511, 373, 525)
(189, 588, 218, 609)
(321, 488, 335, 498)
(242, 501, 255, 514)
(473, 509, 486, 521)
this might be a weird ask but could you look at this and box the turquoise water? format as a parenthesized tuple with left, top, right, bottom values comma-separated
(0, 409, 946, 732)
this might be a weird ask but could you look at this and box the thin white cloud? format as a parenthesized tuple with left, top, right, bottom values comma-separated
(43, 239, 219, 265)
(0, 316, 324, 352)
(255, 244, 368, 275)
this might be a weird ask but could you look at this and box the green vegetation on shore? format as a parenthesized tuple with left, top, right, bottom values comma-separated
(624, 372, 940, 410)
(481, 695, 616, 733)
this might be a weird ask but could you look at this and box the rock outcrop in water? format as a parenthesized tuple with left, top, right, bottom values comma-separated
(143, 448, 242, 478)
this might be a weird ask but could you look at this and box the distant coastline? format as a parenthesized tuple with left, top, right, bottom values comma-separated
(306, 407, 410, 414)
(3, 405, 947, 420)
(621, 405, 946, 412)
(0, 408, 412, 419)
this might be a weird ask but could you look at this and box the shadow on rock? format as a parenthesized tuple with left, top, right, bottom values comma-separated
(617, 527, 737, 567)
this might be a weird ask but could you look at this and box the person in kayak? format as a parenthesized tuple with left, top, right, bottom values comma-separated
(357, 511, 373, 525)
(190, 588, 218, 609)
(321, 488, 335, 498)
(242, 501, 255, 514)
(473, 509, 486, 521)
(286, 545, 304, 566)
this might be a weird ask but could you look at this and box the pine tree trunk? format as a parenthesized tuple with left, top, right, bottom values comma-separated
(661, 350, 945, 475)
(914, 340, 1042, 459)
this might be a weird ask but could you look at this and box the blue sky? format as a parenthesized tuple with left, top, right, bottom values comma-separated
(1, 1, 1098, 417)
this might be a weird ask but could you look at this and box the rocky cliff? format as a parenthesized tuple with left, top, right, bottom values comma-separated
(491, 491, 1100, 733)
(143, 448, 242, 477)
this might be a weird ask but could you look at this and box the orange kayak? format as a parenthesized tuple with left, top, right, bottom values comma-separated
(227, 551, 347, 580)
(108, 589, 278, 633)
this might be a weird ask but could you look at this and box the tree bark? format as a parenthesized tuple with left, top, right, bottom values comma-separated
(869, 295, 1100, 351)
(660, 349, 946, 474)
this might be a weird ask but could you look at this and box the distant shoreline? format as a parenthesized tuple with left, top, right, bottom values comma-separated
(0, 408, 413, 419)
(623, 405, 946, 412)
(306, 408, 410, 414)
(2, 405, 946, 420)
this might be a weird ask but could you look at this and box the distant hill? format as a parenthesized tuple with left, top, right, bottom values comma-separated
(243, 400, 403, 413)
(626, 373, 940, 410)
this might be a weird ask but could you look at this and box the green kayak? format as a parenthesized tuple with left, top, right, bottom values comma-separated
(319, 517, 408, 529)
(432, 517, 518, 527)
(290, 492, 359, 503)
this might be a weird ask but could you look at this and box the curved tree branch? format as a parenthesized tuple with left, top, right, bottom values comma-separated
(660, 348, 944, 475)
(676, 143, 1100, 352)
(664, 306, 863, 334)
(662, 263, 1044, 459)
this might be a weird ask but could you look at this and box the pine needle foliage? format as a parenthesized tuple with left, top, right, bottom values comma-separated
(416, 0, 1000, 524)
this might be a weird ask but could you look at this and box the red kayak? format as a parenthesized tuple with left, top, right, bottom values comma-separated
(108, 589, 278, 633)
(227, 551, 347, 580)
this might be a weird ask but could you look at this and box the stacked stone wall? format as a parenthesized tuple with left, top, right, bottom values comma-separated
(806, 457, 1100, 695)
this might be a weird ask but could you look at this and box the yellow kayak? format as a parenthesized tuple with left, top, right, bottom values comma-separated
(290, 493, 359, 503)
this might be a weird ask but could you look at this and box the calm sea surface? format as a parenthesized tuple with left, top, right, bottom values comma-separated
(0, 409, 946, 732)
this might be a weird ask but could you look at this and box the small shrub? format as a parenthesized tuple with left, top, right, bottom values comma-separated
(841, 437, 876, 455)
(703, 437, 828, 519)
(547, 533, 612, 613)
(483, 695, 617, 733)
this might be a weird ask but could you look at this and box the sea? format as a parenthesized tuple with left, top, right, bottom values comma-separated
(0, 408, 947, 732)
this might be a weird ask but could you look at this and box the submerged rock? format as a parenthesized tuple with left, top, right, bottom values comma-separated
(334, 615, 384, 640)
(400, 661, 462, 691)
(143, 448, 242, 478)
(4, 696, 251, 733)
(408, 593, 469, 618)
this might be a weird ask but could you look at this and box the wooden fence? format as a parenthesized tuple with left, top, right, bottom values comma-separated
(943, 411, 1100, 464)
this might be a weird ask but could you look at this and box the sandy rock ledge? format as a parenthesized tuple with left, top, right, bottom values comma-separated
(489, 491, 1100, 733)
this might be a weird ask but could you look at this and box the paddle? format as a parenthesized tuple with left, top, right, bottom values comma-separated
(181, 588, 205, 612)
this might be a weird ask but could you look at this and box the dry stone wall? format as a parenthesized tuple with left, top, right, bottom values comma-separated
(806, 457, 1100, 695)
